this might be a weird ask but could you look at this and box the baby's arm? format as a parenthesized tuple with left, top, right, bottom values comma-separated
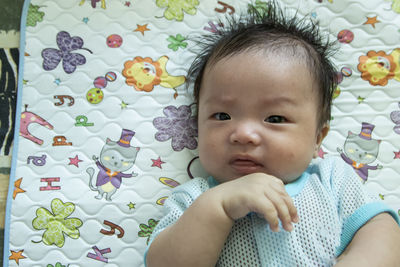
(335, 213, 400, 266)
(146, 173, 298, 267)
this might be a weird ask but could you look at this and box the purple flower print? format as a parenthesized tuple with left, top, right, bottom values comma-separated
(391, 102, 400, 134)
(153, 105, 198, 151)
(42, 31, 92, 74)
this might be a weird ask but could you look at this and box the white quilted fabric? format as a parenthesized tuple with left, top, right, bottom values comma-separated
(3, 0, 400, 266)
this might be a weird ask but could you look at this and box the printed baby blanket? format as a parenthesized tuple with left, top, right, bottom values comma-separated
(4, 0, 400, 266)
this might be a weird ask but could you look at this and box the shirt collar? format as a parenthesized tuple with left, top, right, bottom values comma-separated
(207, 171, 310, 198)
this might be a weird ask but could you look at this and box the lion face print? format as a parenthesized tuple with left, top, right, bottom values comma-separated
(122, 55, 185, 93)
(357, 50, 400, 86)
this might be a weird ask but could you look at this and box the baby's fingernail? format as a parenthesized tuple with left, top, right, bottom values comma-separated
(293, 215, 299, 223)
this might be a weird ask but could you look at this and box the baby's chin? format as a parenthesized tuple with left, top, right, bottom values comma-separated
(212, 172, 262, 184)
(212, 171, 302, 185)
(211, 172, 243, 184)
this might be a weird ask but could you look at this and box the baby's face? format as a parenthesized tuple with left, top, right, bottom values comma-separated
(197, 51, 328, 184)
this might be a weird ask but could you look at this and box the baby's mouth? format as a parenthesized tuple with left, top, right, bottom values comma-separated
(229, 157, 263, 174)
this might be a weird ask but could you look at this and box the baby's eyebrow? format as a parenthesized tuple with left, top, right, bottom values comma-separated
(217, 95, 236, 103)
(261, 95, 298, 106)
(201, 94, 236, 105)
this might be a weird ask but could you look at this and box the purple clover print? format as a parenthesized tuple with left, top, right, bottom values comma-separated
(153, 105, 198, 151)
(391, 102, 400, 135)
(42, 31, 92, 74)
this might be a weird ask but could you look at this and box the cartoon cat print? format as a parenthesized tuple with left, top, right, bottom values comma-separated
(87, 129, 140, 201)
(337, 122, 382, 183)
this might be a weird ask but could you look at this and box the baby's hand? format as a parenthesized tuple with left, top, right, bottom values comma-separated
(215, 173, 298, 232)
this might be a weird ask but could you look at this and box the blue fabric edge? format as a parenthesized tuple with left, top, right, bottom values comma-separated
(207, 176, 219, 188)
(3, 0, 30, 264)
(335, 202, 400, 257)
(208, 172, 310, 198)
(284, 171, 309, 197)
(143, 238, 155, 267)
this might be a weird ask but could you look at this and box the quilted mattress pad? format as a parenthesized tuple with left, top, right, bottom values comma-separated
(3, 0, 400, 266)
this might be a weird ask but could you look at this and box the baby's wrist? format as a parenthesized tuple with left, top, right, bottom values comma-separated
(198, 188, 235, 225)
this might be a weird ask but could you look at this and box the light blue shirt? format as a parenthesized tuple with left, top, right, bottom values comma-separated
(145, 157, 399, 266)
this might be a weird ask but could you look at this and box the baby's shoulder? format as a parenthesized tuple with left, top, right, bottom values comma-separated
(172, 177, 211, 197)
(307, 156, 362, 191)
(309, 156, 354, 177)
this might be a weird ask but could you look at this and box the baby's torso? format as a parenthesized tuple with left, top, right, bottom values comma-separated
(217, 176, 341, 267)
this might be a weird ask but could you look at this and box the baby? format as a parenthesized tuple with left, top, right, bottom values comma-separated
(145, 2, 400, 266)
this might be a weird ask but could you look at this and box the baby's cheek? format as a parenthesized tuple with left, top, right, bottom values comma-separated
(198, 150, 212, 171)
(275, 146, 312, 181)
(198, 150, 219, 176)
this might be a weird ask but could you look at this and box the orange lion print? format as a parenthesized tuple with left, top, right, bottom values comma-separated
(122, 56, 185, 97)
(357, 49, 400, 86)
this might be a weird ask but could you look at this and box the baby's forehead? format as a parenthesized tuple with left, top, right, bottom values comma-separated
(208, 47, 319, 79)
(209, 52, 317, 85)
(201, 50, 322, 108)
(209, 42, 319, 69)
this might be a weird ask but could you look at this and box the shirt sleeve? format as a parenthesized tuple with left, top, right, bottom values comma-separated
(143, 177, 210, 266)
(326, 158, 400, 256)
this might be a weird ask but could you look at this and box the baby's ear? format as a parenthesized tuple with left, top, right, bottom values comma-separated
(313, 124, 330, 158)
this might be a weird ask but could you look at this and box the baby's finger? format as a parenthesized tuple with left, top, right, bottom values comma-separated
(284, 195, 299, 223)
(266, 192, 294, 232)
(253, 197, 280, 232)
(269, 182, 298, 224)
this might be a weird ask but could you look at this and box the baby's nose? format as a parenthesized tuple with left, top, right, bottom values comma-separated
(230, 122, 262, 145)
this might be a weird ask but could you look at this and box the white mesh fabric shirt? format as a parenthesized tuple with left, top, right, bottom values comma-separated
(144, 157, 399, 266)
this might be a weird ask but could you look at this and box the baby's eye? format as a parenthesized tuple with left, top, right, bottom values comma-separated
(213, 112, 231, 120)
(265, 115, 287, 123)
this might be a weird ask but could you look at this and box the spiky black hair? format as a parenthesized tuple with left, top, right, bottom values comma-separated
(187, 1, 338, 129)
